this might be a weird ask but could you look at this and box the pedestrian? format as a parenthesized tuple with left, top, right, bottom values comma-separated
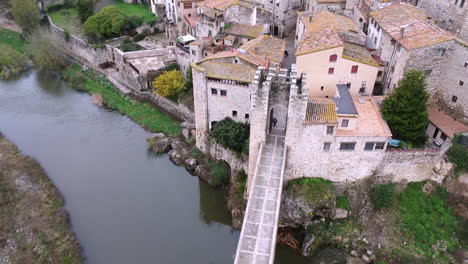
(284, 50, 289, 57)
(273, 118, 278, 127)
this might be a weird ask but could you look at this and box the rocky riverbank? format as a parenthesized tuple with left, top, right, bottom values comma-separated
(0, 133, 82, 264)
(277, 175, 468, 264)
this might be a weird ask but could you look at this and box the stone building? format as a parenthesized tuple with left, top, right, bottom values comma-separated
(367, 3, 468, 120)
(295, 11, 379, 97)
(257, 0, 304, 37)
(177, 0, 204, 37)
(192, 35, 286, 153)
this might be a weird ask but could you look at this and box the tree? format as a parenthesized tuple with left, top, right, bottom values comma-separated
(152, 70, 186, 97)
(75, 0, 95, 23)
(0, 44, 28, 79)
(83, 6, 126, 39)
(210, 118, 250, 154)
(381, 70, 429, 146)
(27, 29, 67, 71)
(10, 0, 40, 33)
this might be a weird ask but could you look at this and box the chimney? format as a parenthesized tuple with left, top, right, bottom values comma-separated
(400, 27, 405, 38)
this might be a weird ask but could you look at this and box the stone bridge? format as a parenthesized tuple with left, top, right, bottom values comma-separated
(234, 132, 286, 264)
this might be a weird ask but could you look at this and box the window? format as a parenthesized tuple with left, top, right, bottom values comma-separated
(437, 48, 446, 57)
(351, 65, 359, 74)
(323, 142, 331, 152)
(245, 114, 249, 119)
(191, 50, 196, 55)
(210, 121, 218, 129)
(220, 90, 227, 96)
(375, 142, 385, 150)
(464, 62, 468, 68)
(341, 119, 349, 127)
(184, 2, 192, 8)
(232, 110, 237, 117)
(329, 55, 337, 62)
(377, 71, 383, 77)
(440, 133, 448, 141)
(396, 44, 401, 52)
(359, 17, 363, 22)
(234, 59, 238, 63)
(452, 95, 458, 102)
(374, 37, 377, 45)
(211, 88, 217, 95)
(328, 68, 335, 75)
(460, 80, 464, 86)
(326, 126, 334, 135)
(460, 0, 465, 7)
(320, 86, 324, 91)
(364, 142, 374, 151)
(339, 142, 356, 151)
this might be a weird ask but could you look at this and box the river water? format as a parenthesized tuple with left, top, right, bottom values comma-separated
(0, 71, 311, 263)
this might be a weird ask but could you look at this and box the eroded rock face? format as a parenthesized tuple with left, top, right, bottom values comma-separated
(153, 137, 171, 153)
(333, 208, 349, 219)
(195, 164, 211, 184)
(301, 234, 319, 257)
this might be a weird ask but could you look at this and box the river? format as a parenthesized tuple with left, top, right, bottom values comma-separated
(0, 71, 311, 263)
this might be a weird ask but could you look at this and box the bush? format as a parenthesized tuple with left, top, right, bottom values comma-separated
(118, 43, 143, 52)
(0, 44, 28, 79)
(370, 183, 395, 209)
(447, 135, 468, 174)
(83, 6, 126, 39)
(10, 0, 40, 33)
(210, 161, 230, 187)
(75, 0, 95, 23)
(210, 118, 250, 154)
(235, 171, 247, 197)
(152, 70, 186, 97)
(123, 16, 144, 32)
(164, 63, 179, 71)
(27, 29, 67, 71)
(336, 196, 350, 210)
(133, 33, 146, 42)
(399, 182, 459, 256)
(64, 30, 71, 42)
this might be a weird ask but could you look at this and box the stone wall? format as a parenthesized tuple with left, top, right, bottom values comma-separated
(208, 142, 249, 176)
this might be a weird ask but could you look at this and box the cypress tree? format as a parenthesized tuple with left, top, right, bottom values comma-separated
(381, 70, 429, 146)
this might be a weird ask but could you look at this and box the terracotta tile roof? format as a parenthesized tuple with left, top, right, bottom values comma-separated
(239, 35, 286, 63)
(336, 97, 392, 137)
(205, 48, 269, 67)
(296, 11, 365, 56)
(297, 11, 313, 25)
(224, 22, 265, 39)
(428, 107, 468, 138)
(199, 0, 253, 12)
(196, 60, 257, 82)
(316, 0, 346, 3)
(305, 97, 338, 124)
(370, 3, 454, 50)
(343, 42, 378, 66)
(183, 14, 198, 27)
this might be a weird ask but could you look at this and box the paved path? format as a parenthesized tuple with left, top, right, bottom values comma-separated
(234, 134, 286, 264)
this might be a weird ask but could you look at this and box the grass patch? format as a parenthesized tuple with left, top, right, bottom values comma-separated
(336, 196, 350, 210)
(209, 160, 230, 187)
(113, 0, 158, 24)
(285, 178, 333, 205)
(447, 135, 468, 174)
(398, 182, 460, 259)
(118, 42, 144, 52)
(49, 8, 84, 37)
(62, 64, 180, 135)
(0, 28, 26, 53)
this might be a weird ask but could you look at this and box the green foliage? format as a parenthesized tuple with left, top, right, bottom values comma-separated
(113, 1, 158, 24)
(83, 6, 126, 39)
(49, 8, 83, 37)
(64, 30, 71, 42)
(0, 44, 28, 79)
(75, 0, 95, 23)
(0, 29, 26, 53)
(286, 178, 333, 205)
(210, 161, 230, 187)
(185, 66, 193, 90)
(370, 183, 395, 209)
(447, 135, 468, 174)
(27, 29, 67, 71)
(10, 0, 40, 32)
(164, 63, 179, 71)
(61, 64, 181, 135)
(118, 42, 143, 52)
(210, 118, 250, 154)
(123, 15, 143, 32)
(381, 70, 429, 146)
(152, 70, 186, 97)
(336, 196, 350, 210)
(133, 33, 146, 41)
(398, 182, 459, 257)
(235, 170, 247, 197)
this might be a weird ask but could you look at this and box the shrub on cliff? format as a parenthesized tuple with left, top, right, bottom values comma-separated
(210, 161, 230, 187)
(285, 177, 333, 206)
(83, 6, 126, 39)
(370, 183, 395, 209)
(210, 118, 250, 154)
(447, 135, 468, 174)
(0, 44, 28, 79)
(381, 70, 429, 146)
(152, 69, 186, 97)
(75, 0, 95, 23)
(10, 0, 40, 33)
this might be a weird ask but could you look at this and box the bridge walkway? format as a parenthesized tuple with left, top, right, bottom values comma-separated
(234, 132, 286, 264)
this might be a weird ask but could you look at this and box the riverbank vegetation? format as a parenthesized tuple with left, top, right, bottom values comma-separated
(0, 44, 28, 79)
(62, 64, 181, 135)
(10, 0, 40, 33)
(0, 28, 26, 53)
(0, 134, 82, 263)
(27, 29, 68, 71)
(447, 135, 468, 174)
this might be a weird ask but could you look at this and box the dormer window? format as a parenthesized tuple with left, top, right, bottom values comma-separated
(329, 54, 337, 62)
